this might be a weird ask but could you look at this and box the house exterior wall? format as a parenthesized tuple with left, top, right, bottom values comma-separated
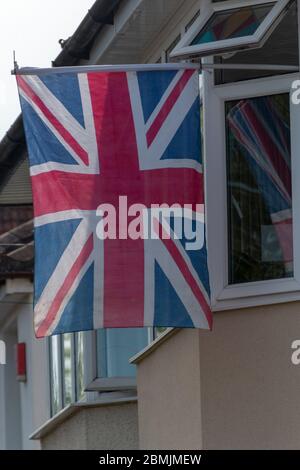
(1, 0, 299, 450)
(40, 402, 139, 450)
(136, 302, 300, 450)
(137, 329, 202, 450)
(0, 328, 22, 450)
(0, 293, 49, 450)
(199, 302, 300, 449)
(0, 342, 5, 449)
(17, 299, 49, 449)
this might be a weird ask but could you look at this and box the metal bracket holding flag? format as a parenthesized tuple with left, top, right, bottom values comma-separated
(14, 62, 212, 337)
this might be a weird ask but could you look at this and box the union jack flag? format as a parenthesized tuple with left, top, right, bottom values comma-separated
(17, 67, 212, 337)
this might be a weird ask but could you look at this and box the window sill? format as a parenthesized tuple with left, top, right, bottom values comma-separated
(85, 377, 137, 392)
(29, 395, 137, 441)
(130, 327, 178, 365)
(211, 277, 300, 311)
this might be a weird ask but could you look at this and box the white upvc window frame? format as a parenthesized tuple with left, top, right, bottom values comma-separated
(203, 63, 300, 310)
(170, 0, 292, 59)
(83, 331, 136, 392)
(83, 329, 154, 394)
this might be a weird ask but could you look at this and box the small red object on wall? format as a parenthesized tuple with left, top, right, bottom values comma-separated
(17, 343, 26, 382)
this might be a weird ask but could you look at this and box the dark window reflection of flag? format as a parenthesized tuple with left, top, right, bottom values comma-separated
(227, 94, 293, 276)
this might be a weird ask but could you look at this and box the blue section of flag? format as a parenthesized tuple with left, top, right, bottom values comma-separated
(34, 219, 81, 301)
(52, 264, 94, 334)
(169, 215, 210, 295)
(161, 97, 201, 163)
(20, 97, 78, 166)
(137, 70, 177, 123)
(154, 262, 194, 327)
(186, 242, 210, 296)
(39, 73, 85, 127)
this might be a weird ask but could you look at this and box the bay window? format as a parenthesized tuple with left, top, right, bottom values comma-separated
(203, 69, 300, 308)
(49, 328, 150, 416)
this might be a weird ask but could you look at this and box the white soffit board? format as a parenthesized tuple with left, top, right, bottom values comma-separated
(90, 0, 195, 64)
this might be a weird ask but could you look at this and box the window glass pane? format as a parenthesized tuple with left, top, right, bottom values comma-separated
(226, 93, 293, 284)
(75, 332, 85, 401)
(192, 4, 274, 45)
(97, 328, 149, 378)
(49, 336, 61, 416)
(62, 333, 72, 406)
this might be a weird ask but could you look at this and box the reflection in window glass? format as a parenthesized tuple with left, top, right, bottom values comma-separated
(49, 332, 86, 417)
(97, 328, 149, 378)
(62, 334, 72, 406)
(226, 93, 293, 284)
(50, 336, 61, 416)
(192, 4, 274, 45)
(76, 332, 85, 401)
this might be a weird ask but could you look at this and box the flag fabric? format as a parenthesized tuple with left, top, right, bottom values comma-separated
(227, 95, 293, 271)
(17, 66, 212, 337)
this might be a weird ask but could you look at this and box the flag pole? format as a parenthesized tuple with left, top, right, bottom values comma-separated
(12, 62, 201, 76)
(11, 50, 19, 75)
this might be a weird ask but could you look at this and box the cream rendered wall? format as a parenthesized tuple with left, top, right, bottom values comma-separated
(199, 303, 300, 449)
(137, 329, 203, 450)
(136, 302, 300, 449)
(17, 299, 49, 449)
(40, 402, 139, 450)
(0, 328, 22, 449)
